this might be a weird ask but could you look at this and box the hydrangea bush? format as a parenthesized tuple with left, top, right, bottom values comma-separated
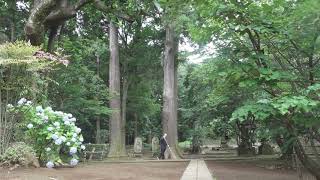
(7, 98, 85, 168)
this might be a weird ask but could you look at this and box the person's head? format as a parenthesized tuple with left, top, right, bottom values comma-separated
(163, 133, 167, 138)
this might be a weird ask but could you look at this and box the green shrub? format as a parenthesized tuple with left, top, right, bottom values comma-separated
(8, 98, 86, 168)
(0, 142, 38, 167)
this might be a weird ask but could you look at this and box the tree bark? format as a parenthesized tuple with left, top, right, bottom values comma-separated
(25, 0, 56, 45)
(134, 112, 138, 138)
(162, 23, 180, 159)
(107, 22, 126, 157)
(96, 117, 101, 144)
(121, 77, 129, 147)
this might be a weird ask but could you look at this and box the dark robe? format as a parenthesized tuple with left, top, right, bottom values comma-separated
(159, 137, 167, 159)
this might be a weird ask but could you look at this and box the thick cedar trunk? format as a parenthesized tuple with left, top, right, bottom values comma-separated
(108, 22, 126, 157)
(191, 122, 201, 153)
(47, 26, 59, 52)
(95, 117, 101, 144)
(162, 24, 180, 159)
(121, 77, 129, 148)
(134, 112, 138, 138)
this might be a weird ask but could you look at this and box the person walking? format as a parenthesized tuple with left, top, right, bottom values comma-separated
(159, 133, 168, 159)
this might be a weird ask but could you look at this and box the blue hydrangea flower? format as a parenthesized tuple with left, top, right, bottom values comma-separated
(27, 123, 33, 129)
(43, 116, 49, 122)
(72, 133, 77, 138)
(51, 134, 59, 140)
(70, 147, 77, 155)
(46, 161, 54, 168)
(47, 127, 53, 131)
(36, 106, 44, 113)
(17, 98, 27, 105)
(70, 158, 78, 166)
(62, 116, 68, 121)
(55, 138, 62, 145)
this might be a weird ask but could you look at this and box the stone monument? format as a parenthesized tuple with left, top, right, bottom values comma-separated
(151, 137, 159, 157)
(134, 137, 143, 157)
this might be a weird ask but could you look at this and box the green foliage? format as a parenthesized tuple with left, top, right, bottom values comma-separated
(0, 142, 37, 167)
(9, 99, 85, 168)
(0, 41, 56, 70)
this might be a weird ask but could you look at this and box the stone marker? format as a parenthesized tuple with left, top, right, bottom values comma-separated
(151, 137, 159, 154)
(134, 137, 143, 156)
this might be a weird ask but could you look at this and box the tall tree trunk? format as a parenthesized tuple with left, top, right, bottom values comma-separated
(162, 24, 180, 159)
(134, 112, 138, 138)
(121, 77, 129, 146)
(96, 117, 101, 144)
(107, 22, 126, 157)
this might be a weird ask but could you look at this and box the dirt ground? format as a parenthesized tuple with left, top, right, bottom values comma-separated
(0, 161, 188, 180)
(206, 160, 301, 180)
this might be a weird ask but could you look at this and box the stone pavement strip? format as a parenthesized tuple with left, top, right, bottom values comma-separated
(180, 159, 213, 180)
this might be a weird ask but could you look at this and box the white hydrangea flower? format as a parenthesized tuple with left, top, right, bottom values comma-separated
(45, 107, 53, 112)
(63, 116, 69, 122)
(67, 113, 73, 118)
(47, 127, 53, 131)
(46, 161, 54, 168)
(64, 121, 71, 126)
(55, 138, 62, 145)
(46, 147, 51, 152)
(70, 158, 78, 166)
(36, 106, 44, 113)
(55, 111, 64, 116)
(69, 147, 77, 155)
(71, 137, 77, 142)
(81, 145, 86, 150)
(70, 117, 76, 122)
(51, 134, 59, 140)
(75, 127, 81, 134)
(72, 133, 77, 138)
(66, 142, 71, 146)
(60, 136, 66, 142)
(26, 101, 32, 106)
(79, 136, 84, 142)
(18, 98, 27, 105)
(27, 123, 33, 129)
(53, 122, 60, 127)
(43, 116, 49, 122)
(7, 104, 13, 109)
